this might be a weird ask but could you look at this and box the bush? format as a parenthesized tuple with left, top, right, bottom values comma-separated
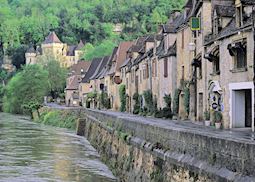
(99, 91, 111, 109)
(38, 110, 77, 130)
(143, 90, 156, 115)
(183, 87, 190, 116)
(133, 93, 140, 114)
(204, 110, 210, 120)
(173, 89, 180, 116)
(119, 84, 126, 112)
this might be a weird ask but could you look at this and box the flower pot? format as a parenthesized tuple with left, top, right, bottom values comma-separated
(204, 120, 211, 126)
(215, 122, 221, 129)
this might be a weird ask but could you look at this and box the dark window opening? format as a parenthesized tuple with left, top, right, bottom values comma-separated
(164, 58, 168, 77)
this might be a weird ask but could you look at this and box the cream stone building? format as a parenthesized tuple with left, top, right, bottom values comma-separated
(25, 31, 85, 68)
(65, 61, 91, 107)
(73, 0, 255, 131)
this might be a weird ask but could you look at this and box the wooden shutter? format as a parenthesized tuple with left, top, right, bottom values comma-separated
(164, 58, 168, 77)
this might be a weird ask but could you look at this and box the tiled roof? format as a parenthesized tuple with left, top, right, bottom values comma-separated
(145, 34, 163, 42)
(215, 5, 235, 17)
(76, 40, 85, 50)
(43, 31, 62, 44)
(26, 45, 36, 53)
(120, 58, 131, 68)
(69, 61, 91, 75)
(66, 75, 81, 90)
(159, 42, 176, 59)
(241, 0, 255, 5)
(98, 56, 113, 79)
(106, 47, 118, 76)
(81, 57, 102, 83)
(90, 56, 109, 80)
(115, 41, 134, 72)
(67, 45, 77, 56)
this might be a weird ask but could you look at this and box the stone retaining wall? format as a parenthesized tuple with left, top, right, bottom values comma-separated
(78, 109, 255, 182)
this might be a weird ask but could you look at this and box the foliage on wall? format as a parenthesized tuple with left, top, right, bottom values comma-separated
(100, 91, 111, 109)
(132, 92, 140, 115)
(183, 87, 190, 116)
(143, 90, 156, 115)
(173, 89, 181, 116)
(119, 84, 126, 112)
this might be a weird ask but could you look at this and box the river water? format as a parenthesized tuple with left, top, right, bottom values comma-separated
(0, 113, 116, 182)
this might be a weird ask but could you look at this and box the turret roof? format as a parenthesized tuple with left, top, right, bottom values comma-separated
(43, 31, 62, 44)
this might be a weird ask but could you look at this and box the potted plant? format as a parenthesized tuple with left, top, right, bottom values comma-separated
(214, 111, 222, 129)
(204, 110, 210, 126)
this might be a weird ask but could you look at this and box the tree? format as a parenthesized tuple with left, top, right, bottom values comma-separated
(3, 64, 48, 114)
(42, 59, 67, 99)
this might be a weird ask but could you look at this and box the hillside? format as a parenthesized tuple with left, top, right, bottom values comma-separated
(0, 0, 185, 65)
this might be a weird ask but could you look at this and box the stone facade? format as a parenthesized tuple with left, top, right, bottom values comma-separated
(25, 32, 84, 68)
(68, 0, 255, 131)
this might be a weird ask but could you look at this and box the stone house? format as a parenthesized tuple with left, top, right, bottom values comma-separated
(79, 57, 102, 108)
(204, 0, 255, 130)
(106, 41, 134, 111)
(65, 61, 91, 107)
(25, 31, 84, 68)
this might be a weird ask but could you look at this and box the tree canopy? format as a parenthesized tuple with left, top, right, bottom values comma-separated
(0, 0, 185, 62)
(3, 65, 49, 114)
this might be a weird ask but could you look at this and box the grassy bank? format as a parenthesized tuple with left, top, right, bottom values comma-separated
(35, 109, 77, 130)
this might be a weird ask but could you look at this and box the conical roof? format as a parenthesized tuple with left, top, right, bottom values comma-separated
(26, 45, 36, 53)
(76, 40, 85, 50)
(43, 31, 62, 44)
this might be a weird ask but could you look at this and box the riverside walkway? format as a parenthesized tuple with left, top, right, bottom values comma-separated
(46, 103, 255, 143)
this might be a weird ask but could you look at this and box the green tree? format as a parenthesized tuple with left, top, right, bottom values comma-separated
(3, 65, 48, 114)
(42, 59, 67, 99)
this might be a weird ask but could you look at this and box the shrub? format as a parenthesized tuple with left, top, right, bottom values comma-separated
(214, 111, 222, 123)
(133, 93, 140, 114)
(39, 110, 76, 130)
(204, 110, 210, 120)
(143, 90, 156, 115)
(99, 91, 111, 109)
(119, 84, 126, 112)
(173, 89, 180, 116)
(183, 87, 190, 116)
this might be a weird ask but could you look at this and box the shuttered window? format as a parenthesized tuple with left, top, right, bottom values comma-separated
(164, 58, 168, 77)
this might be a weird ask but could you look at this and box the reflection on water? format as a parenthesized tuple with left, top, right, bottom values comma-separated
(0, 113, 116, 182)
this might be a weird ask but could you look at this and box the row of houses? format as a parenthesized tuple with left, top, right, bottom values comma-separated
(66, 0, 255, 131)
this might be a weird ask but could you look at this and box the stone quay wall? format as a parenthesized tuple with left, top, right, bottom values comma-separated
(37, 107, 255, 181)
(76, 109, 255, 182)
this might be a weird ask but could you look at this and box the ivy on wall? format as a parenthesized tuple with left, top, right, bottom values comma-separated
(173, 89, 181, 116)
(119, 84, 126, 112)
(183, 87, 190, 116)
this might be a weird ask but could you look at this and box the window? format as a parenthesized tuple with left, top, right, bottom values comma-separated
(181, 66, 184, 79)
(152, 59, 157, 77)
(143, 63, 149, 79)
(235, 47, 247, 69)
(228, 41, 247, 70)
(164, 58, 168, 77)
(198, 63, 202, 79)
(126, 78, 128, 89)
(213, 57, 220, 74)
(140, 70, 142, 83)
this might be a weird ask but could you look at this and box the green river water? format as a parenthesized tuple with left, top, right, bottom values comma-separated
(0, 113, 116, 182)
